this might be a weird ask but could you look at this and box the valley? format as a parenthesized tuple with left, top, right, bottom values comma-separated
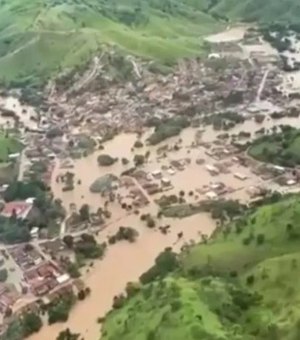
(0, 2, 300, 340)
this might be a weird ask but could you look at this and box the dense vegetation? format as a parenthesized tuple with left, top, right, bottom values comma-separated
(0, 180, 66, 243)
(248, 126, 300, 167)
(0, 133, 22, 163)
(1, 312, 42, 340)
(102, 194, 300, 339)
(48, 292, 76, 324)
(147, 117, 189, 145)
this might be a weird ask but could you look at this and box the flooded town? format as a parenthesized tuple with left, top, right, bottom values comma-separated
(0, 25, 300, 339)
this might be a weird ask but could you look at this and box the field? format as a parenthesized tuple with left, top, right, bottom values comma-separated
(0, 0, 221, 86)
(101, 195, 300, 340)
(0, 133, 22, 163)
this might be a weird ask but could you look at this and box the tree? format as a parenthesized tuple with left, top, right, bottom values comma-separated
(256, 233, 265, 245)
(146, 216, 155, 228)
(79, 204, 90, 221)
(97, 154, 116, 166)
(140, 248, 178, 284)
(48, 293, 76, 324)
(77, 290, 86, 300)
(66, 262, 80, 278)
(121, 158, 129, 165)
(286, 223, 293, 234)
(56, 328, 80, 340)
(133, 154, 145, 166)
(63, 235, 74, 249)
(246, 275, 255, 286)
(0, 268, 8, 282)
(22, 312, 43, 336)
(134, 140, 143, 148)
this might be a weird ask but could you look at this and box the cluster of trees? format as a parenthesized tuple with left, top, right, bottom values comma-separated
(249, 126, 300, 167)
(207, 199, 246, 221)
(2, 312, 43, 340)
(77, 287, 91, 301)
(133, 154, 145, 166)
(108, 226, 138, 244)
(3, 180, 47, 202)
(204, 111, 245, 131)
(48, 292, 76, 324)
(74, 234, 106, 261)
(97, 154, 117, 166)
(140, 248, 178, 284)
(0, 217, 31, 244)
(140, 214, 156, 228)
(155, 194, 178, 207)
(56, 328, 80, 340)
(147, 117, 189, 145)
(2, 180, 65, 242)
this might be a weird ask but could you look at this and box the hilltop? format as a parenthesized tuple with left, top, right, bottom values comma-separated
(101, 194, 300, 340)
(2, 0, 299, 87)
(0, 0, 219, 86)
(209, 0, 300, 24)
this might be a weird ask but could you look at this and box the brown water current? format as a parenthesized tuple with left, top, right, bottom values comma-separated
(29, 109, 300, 340)
(28, 25, 300, 339)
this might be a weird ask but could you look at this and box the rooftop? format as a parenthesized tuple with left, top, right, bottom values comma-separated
(1, 201, 33, 219)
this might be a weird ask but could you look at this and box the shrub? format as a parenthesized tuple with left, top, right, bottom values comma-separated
(0, 268, 8, 282)
(134, 140, 143, 148)
(22, 312, 42, 337)
(121, 158, 129, 165)
(112, 294, 125, 309)
(66, 262, 81, 278)
(97, 154, 116, 166)
(170, 299, 182, 312)
(246, 275, 255, 286)
(133, 154, 145, 166)
(146, 216, 156, 228)
(256, 233, 265, 245)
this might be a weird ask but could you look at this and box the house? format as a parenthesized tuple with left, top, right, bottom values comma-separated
(234, 173, 248, 181)
(205, 164, 219, 175)
(0, 201, 34, 220)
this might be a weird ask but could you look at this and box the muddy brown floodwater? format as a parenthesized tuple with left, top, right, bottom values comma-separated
(0, 96, 38, 129)
(29, 213, 215, 340)
(28, 25, 300, 338)
(29, 111, 300, 340)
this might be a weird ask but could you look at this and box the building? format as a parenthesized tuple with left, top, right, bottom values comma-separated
(0, 201, 34, 220)
(234, 173, 248, 181)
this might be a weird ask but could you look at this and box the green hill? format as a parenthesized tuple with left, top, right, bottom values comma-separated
(101, 195, 300, 340)
(210, 0, 300, 23)
(0, 0, 220, 86)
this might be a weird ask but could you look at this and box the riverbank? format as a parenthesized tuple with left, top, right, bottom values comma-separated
(29, 213, 215, 340)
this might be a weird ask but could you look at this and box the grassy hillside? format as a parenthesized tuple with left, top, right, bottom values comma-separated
(102, 195, 300, 340)
(0, 0, 220, 86)
(210, 0, 300, 23)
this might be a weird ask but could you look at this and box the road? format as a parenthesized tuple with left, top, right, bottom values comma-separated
(17, 150, 28, 181)
(68, 54, 103, 94)
(256, 69, 270, 102)
(0, 36, 39, 61)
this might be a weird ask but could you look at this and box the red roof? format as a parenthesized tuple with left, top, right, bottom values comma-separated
(1, 201, 33, 219)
